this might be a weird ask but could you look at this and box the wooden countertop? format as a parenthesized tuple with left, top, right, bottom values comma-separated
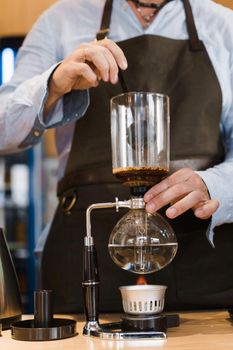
(1, 311, 233, 349)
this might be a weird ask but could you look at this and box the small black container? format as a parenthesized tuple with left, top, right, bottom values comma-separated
(11, 290, 77, 341)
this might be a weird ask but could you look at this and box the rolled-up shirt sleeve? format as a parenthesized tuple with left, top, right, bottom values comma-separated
(196, 57, 233, 244)
(197, 160, 233, 245)
(0, 9, 89, 154)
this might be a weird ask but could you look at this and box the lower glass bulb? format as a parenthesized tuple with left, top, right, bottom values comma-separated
(108, 209, 177, 274)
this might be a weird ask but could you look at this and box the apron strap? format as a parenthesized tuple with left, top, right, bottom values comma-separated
(97, 0, 203, 51)
(96, 0, 113, 40)
(96, 0, 129, 91)
(182, 0, 203, 51)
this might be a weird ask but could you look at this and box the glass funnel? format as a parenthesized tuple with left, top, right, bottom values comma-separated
(109, 92, 177, 274)
(111, 92, 170, 193)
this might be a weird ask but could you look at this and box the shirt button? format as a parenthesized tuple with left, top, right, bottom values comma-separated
(34, 130, 40, 137)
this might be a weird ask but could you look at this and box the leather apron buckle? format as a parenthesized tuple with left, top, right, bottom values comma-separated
(60, 190, 77, 215)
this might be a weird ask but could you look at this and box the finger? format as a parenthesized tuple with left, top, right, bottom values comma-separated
(103, 50, 119, 84)
(98, 38, 128, 70)
(84, 46, 111, 82)
(94, 45, 119, 84)
(70, 46, 89, 62)
(144, 179, 171, 203)
(72, 45, 110, 82)
(145, 181, 194, 213)
(144, 168, 194, 202)
(165, 190, 208, 219)
(93, 66, 102, 81)
(71, 62, 99, 86)
(194, 199, 219, 219)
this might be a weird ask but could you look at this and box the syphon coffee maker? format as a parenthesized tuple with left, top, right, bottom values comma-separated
(82, 92, 179, 340)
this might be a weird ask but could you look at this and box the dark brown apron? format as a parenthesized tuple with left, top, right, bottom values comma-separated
(41, 0, 233, 313)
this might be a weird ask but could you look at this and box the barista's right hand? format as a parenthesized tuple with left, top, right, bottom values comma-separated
(49, 38, 127, 98)
(44, 38, 127, 117)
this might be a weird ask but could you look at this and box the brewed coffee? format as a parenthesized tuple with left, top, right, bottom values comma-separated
(113, 166, 168, 187)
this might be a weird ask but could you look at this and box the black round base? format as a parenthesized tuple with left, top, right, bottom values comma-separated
(121, 314, 167, 333)
(11, 318, 77, 341)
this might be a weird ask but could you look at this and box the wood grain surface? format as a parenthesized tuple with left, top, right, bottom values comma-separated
(1, 311, 233, 350)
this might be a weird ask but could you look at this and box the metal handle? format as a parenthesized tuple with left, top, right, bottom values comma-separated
(82, 244, 100, 323)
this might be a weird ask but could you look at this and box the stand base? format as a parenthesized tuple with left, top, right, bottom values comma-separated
(11, 318, 77, 341)
(85, 313, 179, 340)
(89, 322, 166, 340)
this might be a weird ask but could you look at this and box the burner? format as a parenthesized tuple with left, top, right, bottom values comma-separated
(83, 283, 179, 340)
(119, 285, 179, 333)
(119, 285, 167, 315)
(121, 313, 167, 332)
(121, 313, 179, 332)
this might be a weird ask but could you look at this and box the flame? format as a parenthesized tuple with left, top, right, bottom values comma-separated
(136, 276, 147, 285)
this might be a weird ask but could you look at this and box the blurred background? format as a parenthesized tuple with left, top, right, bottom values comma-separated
(0, 0, 232, 314)
(0, 0, 58, 313)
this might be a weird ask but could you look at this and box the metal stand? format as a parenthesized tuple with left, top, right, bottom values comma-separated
(82, 198, 179, 340)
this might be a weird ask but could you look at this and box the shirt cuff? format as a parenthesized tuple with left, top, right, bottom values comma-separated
(20, 67, 89, 148)
(45, 89, 89, 128)
(37, 63, 90, 129)
(196, 167, 233, 245)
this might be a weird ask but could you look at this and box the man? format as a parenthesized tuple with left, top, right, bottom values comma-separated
(0, 0, 233, 312)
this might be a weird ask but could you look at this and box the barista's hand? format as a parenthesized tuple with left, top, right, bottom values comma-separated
(50, 38, 127, 95)
(44, 38, 127, 116)
(144, 168, 219, 220)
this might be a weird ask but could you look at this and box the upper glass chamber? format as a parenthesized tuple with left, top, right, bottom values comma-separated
(111, 92, 170, 191)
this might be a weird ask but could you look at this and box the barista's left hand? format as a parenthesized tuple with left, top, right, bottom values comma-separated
(144, 168, 219, 220)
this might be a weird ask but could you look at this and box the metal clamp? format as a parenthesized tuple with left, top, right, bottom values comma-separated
(86, 198, 131, 238)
